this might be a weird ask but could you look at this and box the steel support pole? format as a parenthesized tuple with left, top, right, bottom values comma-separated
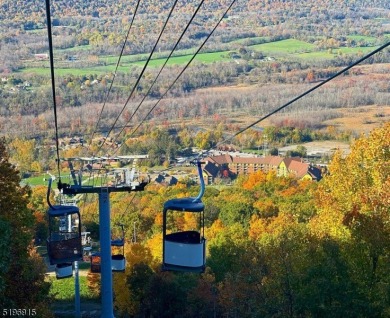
(99, 191, 114, 318)
(74, 261, 80, 318)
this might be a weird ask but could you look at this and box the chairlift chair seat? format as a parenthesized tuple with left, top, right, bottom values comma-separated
(55, 262, 73, 279)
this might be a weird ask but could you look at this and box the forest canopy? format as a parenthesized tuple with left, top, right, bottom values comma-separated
(84, 123, 390, 317)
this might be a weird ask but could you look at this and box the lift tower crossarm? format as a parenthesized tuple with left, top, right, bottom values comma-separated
(60, 182, 148, 195)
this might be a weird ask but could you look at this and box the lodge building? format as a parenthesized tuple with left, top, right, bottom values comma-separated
(203, 154, 322, 184)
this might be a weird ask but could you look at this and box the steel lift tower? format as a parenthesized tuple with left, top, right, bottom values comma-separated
(59, 156, 148, 317)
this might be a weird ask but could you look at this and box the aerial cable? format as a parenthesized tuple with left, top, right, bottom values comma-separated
(80, 169, 97, 223)
(216, 40, 390, 147)
(113, 0, 237, 155)
(96, 0, 180, 155)
(153, 40, 390, 174)
(118, 193, 136, 226)
(110, 0, 207, 146)
(44, 0, 62, 181)
(88, 0, 141, 153)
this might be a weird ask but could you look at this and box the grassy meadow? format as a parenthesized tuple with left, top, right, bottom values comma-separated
(48, 275, 99, 302)
(19, 36, 384, 76)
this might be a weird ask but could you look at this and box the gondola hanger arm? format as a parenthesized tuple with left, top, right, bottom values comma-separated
(46, 177, 56, 210)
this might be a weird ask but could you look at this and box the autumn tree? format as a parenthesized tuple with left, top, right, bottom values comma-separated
(310, 123, 390, 314)
(215, 187, 255, 227)
(28, 185, 52, 243)
(0, 138, 52, 316)
(113, 243, 156, 316)
(9, 138, 36, 176)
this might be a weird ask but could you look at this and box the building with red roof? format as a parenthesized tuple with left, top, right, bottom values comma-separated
(203, 154, 322, 184)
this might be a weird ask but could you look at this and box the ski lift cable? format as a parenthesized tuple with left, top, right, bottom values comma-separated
(88, 0, 142, 152)
(109, 0, 207, 147)
(111, 0, 237, 156)
(95, 0, 181, 155)
(153, 41, 390, 175)
(124, 0, 237, 142)
(79, 168, 99, 219)
(44, 0, 62, 180)
(117, 193, 137, 234)
(215, 40, 390, 147)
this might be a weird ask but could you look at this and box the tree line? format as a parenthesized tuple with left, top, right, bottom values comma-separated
(77, 123, 389, 317)
(1, 112, 388, 317)
(1, 59, 389, 140)
(6, 119, 354, 177)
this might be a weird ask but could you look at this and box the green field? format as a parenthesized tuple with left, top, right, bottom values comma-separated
(229, 36, 270, 44)
(297, 46, 380, 60)
(19, 37, 384, 76)
(132, 51, 231, 66)
(346, 35, 377, 43)
(20, 67, 109, 76)
(20, 51, 231, 76)
(250, 39, 316, 54)
(59, 44, 94, 52)
(49, 275, 99, 301)
(22, 174, 50, 186)
(22, 174, 88, 187)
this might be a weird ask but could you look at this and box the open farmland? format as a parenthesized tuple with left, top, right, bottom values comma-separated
(18, 38, 386, 76)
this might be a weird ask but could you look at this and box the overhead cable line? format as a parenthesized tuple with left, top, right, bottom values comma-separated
(44, 0, 62, 180)
(110, 0, 207, 146)
(118, 192, 137, 227)
(152, 40, 390, 174)
(96, 0, 180, 155)
(215, 40, 390, 147)
(88, 0, 141, 152)
(112, 0, 237, 156)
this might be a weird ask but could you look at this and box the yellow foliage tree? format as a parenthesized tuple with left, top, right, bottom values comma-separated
(241, 170, 267, 190)
(113, 243, 155, 316)
(310, 123, 390, 280)
(205, 219, 224, 243)
(145, 233, 163, 263)
(9, 138, 35, 174)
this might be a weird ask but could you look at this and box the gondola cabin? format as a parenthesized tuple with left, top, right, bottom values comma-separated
(111, 238, 125, 272)
(46, 205, 82, 265)
(90, 253, 101, 273)
(111, 223, 126, 271)
(162, 199, 206, 272)
(162, 161, 206, 273)
(55, 263, 73, 279)
(83, 246, 92, 261)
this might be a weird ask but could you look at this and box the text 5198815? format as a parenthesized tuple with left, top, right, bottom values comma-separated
(2, 309, 36, 316)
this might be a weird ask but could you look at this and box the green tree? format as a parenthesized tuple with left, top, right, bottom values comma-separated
(147, 128, 177, 166)
(178, 128, 193, 149)
(208, 223, 252, 282)
(194, 131, 212, 150)
(216, 187, 255, 227)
